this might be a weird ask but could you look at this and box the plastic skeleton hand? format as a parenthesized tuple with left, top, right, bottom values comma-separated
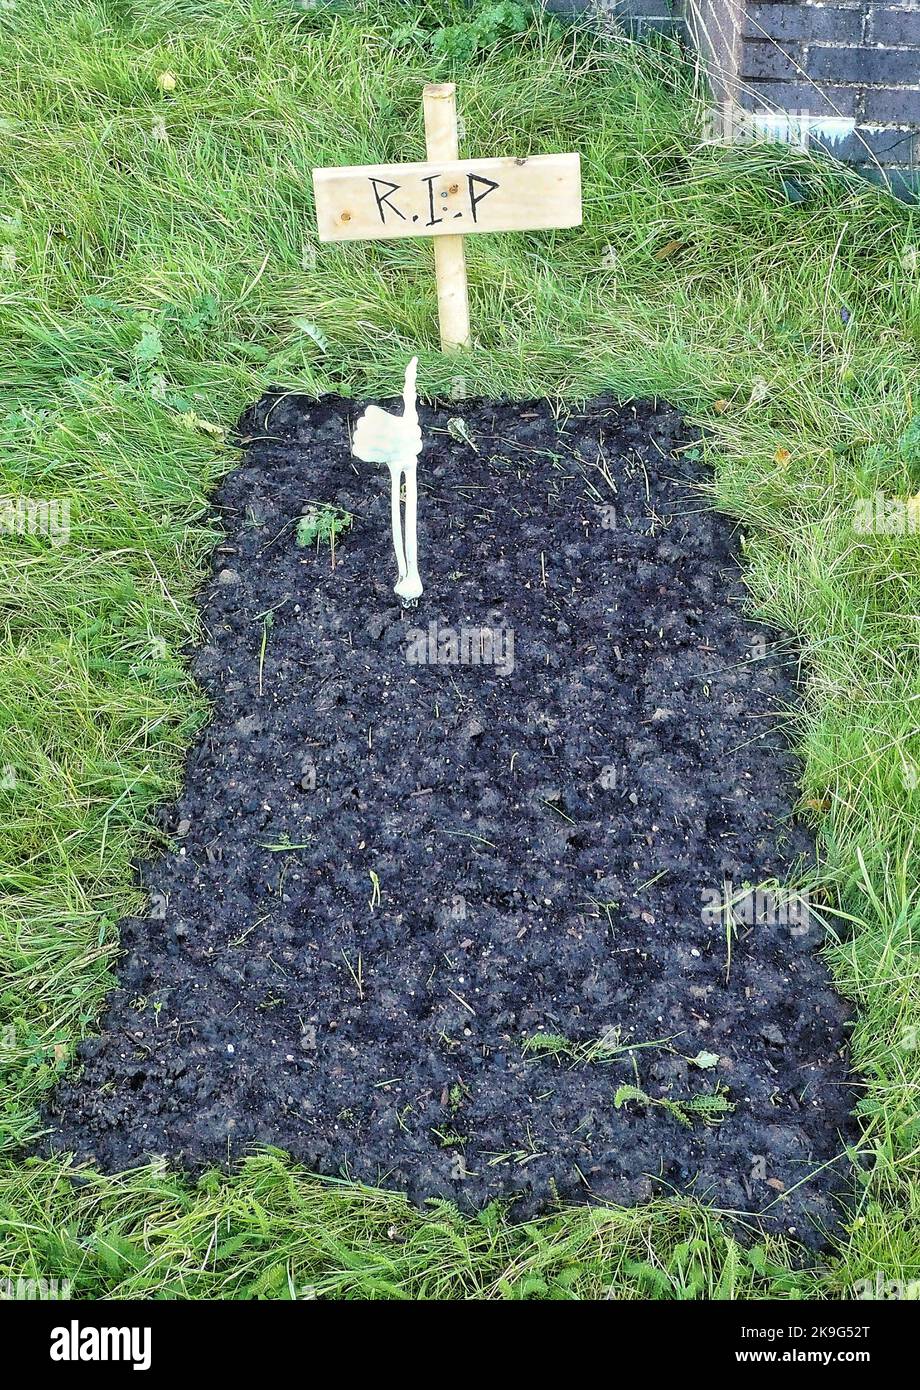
(351, 357, 424, 607)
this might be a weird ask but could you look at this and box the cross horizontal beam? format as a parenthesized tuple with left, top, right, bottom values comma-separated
(312, 153, 582, 243)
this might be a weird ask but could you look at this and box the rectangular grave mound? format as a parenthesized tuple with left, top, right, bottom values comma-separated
(47, 390, 856, 1247)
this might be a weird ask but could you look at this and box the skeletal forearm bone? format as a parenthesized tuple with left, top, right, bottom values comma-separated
(351, 357, 424, 607)
(388, 463, 408, 581)
(394, 462, 422, 605)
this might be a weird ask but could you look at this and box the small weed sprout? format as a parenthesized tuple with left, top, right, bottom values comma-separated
(523, 1029, 674, 1066)
(261, 834, 312, 852)
(296, 505, 352, 561)
(615, 1083, 735, 1129)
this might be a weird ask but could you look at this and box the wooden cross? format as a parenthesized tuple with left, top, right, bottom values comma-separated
(312, 83, 581, 353)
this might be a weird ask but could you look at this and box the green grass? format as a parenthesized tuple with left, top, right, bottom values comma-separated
(0, 0, 918, 1298)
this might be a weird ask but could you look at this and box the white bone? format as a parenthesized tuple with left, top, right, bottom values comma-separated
(351, 357, 423, 607)
(394, 461, 422, 604)
(389, 467, 407, 581)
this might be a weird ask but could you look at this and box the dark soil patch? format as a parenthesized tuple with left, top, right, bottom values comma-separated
(48, 390, 856, 1245)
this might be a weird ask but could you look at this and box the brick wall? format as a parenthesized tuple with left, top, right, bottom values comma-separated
(686, 2, 919, 197)
(561, 1, 920, 198)
(550, 0, 687, 39)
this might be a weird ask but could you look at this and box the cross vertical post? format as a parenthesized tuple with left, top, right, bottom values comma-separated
(312, 86, 581, 350)
(422, 83, 471, 353)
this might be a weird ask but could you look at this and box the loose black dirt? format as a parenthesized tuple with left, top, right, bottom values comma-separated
(49, 391, 856, 1245)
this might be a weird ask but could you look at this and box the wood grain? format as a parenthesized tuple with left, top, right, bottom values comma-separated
(312, 153, 582, 243)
